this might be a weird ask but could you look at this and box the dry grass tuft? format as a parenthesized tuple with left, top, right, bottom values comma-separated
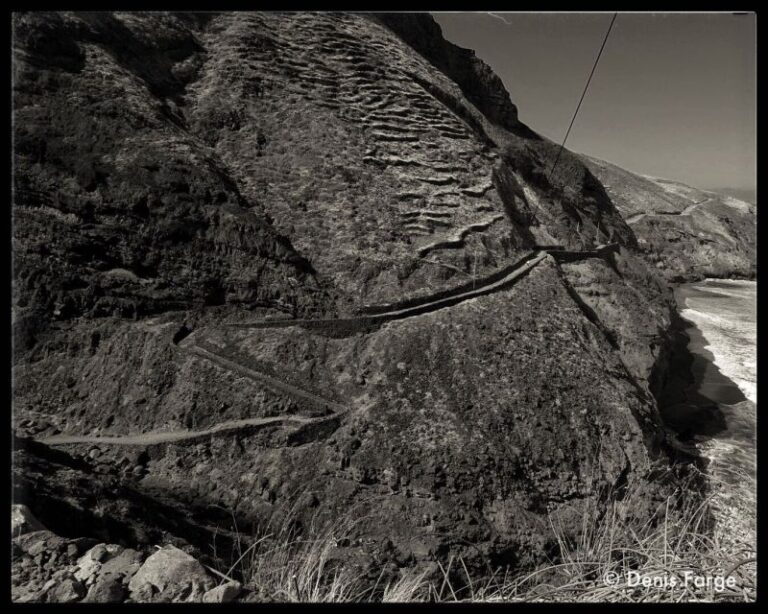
(215, 466, 755, 603)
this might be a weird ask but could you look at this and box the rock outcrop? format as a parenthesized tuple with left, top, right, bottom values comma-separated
(12, 11, 693, 600)
(371, 13, 520, 131)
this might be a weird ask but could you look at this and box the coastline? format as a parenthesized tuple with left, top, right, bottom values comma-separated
(670, 279, 756, 552)
(674, 279, 756, 403)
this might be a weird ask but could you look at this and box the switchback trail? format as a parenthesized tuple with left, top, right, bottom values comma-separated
(38, 244, 618, 449)
(183, 343, 346, 413)
(625, 198, 714, 225)
(39, 413, 327, 447)
(228, 249, 553, 330)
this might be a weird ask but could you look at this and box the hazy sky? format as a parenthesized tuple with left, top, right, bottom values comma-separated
(432, 12, 756, 192)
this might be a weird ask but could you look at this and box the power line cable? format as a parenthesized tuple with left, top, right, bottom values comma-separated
(549, 12, 618, 181)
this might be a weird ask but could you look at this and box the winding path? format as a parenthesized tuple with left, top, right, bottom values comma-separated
(38, 244, 618, 449)
(228, 249, 550, 330)
(680, 197, 714, 216)
(184, 343, 346, 414)
(39, 414, 325, 447)
(625, 197, 714, 225)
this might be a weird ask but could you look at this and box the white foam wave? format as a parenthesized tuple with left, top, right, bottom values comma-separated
(691, 286, 756, 301)
(681, 280, 756, 549)
(702, 278, 756, 288)
(682, 307, 756, 339)
(681, 285, 757, 404)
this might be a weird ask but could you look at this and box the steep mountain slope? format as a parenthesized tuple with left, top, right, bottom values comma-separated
(13, 12, 685, 585)
(583, 155, 756, 282)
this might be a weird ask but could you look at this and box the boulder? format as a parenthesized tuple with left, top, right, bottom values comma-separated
(13, 530, 67, 557)
(74, 543, 144, 600)
(44, 575, 86, 603)
(75, 543, 124, 585)
(127, 545, 215, 602)
(98, 547, 144, 580)
(83, 575, 126, 603)
(65, 537, 98, 559)
(202, 580, 242, 603)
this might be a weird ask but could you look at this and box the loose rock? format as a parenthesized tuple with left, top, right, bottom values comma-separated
(127, 545, 215, 602)
(202, 580, 242, 603)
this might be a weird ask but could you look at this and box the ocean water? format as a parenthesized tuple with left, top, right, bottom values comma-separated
(677, 279, 756, 405)
(674, 279, 756, 546)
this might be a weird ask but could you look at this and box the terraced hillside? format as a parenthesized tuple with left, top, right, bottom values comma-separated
(583, 155, 756, 281)
(13, 12, 685, 589)
(188, 12, 519, 307)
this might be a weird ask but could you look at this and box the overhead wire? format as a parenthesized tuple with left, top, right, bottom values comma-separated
(549, 12, 618, 181)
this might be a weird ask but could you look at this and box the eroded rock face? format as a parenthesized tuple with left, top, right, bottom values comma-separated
(371, 13, 519, 130)
(582, 155, 756, 282)
(558, 246, 677, 388)
(12, 11, 686, 593)
(12, 11, 328, 363)
(34, 259, 670, 576)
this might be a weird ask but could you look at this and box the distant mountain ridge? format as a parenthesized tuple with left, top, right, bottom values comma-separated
(582, 154, 756, 282)
(706, 187, 756, 205)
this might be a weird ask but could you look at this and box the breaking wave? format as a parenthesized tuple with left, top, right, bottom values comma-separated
(674, 279, 756, 546)
(679, 280, 756, 404)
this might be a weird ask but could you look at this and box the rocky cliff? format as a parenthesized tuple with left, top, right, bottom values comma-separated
(583, 155, 756, 282)
(13, 12, 688, 600)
